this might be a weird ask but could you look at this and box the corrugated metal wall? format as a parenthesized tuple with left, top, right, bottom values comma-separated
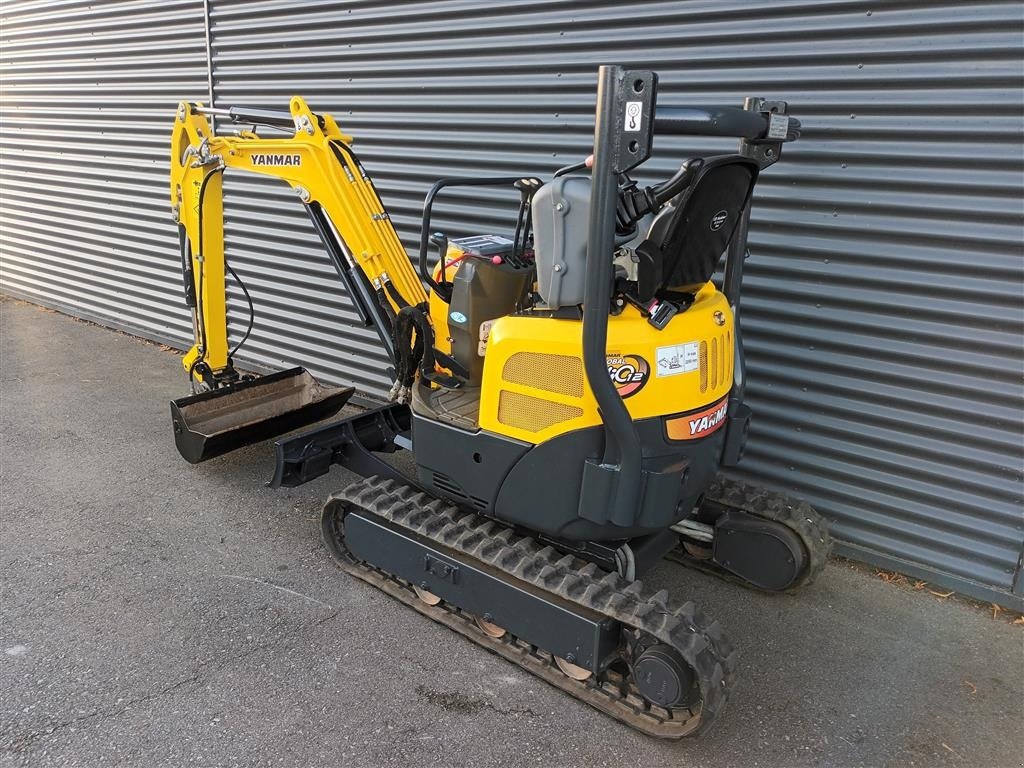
(2, 0, 1022, 607)
(0, 0, 209, 342)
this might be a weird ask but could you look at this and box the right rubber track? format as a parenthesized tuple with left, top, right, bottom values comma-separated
(670, 474, 832, 592)
(323, 476, 738, 738)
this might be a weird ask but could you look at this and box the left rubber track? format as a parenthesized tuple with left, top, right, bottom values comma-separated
(322, 476, 738, 738)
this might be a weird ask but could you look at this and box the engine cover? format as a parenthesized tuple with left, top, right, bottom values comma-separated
(531, 176, 592, 309)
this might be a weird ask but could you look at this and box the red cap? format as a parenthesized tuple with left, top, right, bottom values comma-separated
(491, 255, 503, 265)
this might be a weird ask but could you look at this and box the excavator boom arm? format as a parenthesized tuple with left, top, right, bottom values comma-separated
(169, 97, 425, 379)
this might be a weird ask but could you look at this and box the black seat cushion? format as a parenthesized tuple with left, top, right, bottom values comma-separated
(637, 155, 758, 296)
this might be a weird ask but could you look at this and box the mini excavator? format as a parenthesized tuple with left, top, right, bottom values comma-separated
(168, 66, 830, 737)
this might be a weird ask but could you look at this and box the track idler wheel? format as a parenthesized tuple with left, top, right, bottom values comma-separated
(632, 642, 699, 709)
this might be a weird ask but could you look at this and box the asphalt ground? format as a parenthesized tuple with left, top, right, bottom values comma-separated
(1, 297, 1022, 768)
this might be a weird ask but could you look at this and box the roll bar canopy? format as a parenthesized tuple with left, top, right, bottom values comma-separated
(654, 106, 800, 142)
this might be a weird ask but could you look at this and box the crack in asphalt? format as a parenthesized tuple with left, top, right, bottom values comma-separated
(1, 609, 342, 754)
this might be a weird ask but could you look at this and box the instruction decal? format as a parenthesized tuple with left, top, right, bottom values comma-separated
(656, 342, 700, 377)
(607, 354, 649, 398)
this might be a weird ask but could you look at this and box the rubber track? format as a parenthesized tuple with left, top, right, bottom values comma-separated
(669, 474, 832, 592)
(323, 476, 738, 738)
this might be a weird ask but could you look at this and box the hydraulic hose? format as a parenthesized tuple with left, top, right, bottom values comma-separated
(189, 165, 224, 388)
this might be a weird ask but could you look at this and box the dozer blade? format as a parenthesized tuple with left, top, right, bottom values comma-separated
(170, 367, 353, 464)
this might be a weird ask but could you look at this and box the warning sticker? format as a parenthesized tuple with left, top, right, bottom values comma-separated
(624, 101, 643, 132)
(656, 342, 699, 377)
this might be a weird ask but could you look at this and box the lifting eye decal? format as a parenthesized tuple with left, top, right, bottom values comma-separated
(607, 354, 649, 398)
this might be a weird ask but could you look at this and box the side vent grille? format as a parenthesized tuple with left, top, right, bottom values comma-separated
(432, 472, 488, 510)
(699, 340, 708, 391)
(497, 390, 583, 433)
(502, 352, 584, 397)
(724, 330, 731, 387)
(699, 332, 733, 393)
(710, 336, 718, 390)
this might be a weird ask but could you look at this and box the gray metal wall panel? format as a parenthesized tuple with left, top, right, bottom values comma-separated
(1, 0, 1021, 605)
(0, 0, 210, 345)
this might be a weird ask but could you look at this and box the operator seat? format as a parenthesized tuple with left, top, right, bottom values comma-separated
(636, 155, 759, 301)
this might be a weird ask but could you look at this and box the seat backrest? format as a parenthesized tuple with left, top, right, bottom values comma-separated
(638, 155, 759, 295)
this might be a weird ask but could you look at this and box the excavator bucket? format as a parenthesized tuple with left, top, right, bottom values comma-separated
(170, 367, 353, 464)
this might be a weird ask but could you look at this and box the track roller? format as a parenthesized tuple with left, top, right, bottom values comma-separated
(474, 615, 506, 638)
(413, 585, 442, 605)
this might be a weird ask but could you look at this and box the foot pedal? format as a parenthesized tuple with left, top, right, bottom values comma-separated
(170, 367, 353, 463)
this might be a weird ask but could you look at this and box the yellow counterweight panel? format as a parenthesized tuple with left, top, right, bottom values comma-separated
(478, 283, 735, 445)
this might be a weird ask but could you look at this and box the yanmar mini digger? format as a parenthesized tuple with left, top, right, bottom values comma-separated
(168, 66, 830, 737)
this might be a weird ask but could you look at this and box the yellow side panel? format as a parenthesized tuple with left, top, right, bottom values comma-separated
(497, 390, 584, 432)
(478, 283, 734, 444)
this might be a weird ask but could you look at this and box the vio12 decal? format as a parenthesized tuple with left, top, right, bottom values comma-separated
(607, 354, 649, 398)
(665, 397, 728, 441)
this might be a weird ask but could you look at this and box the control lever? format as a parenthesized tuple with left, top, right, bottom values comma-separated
(615, 158, 704, 235)
(512, 177, 541, 257)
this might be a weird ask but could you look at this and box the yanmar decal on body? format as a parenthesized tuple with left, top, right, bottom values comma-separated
(665, 397, 728, 441)
(606, 354, 649, 399)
